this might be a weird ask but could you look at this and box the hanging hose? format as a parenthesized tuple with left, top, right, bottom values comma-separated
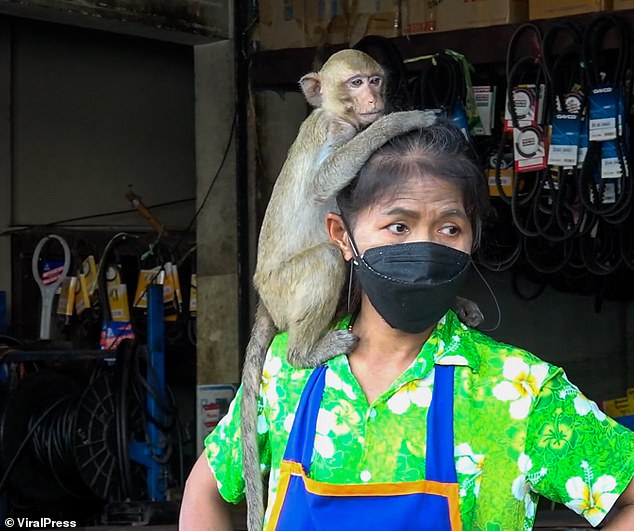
(578, 14, 633, 223)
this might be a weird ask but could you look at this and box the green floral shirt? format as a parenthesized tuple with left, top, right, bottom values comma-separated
(205, 310, 634, 530)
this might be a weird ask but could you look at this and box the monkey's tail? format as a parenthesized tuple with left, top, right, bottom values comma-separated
(241, 302, 277, 531)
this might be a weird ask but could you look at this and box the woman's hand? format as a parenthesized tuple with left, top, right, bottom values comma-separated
(603, 477, 634, 530)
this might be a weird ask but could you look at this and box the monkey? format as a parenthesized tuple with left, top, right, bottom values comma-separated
(240, 49, 483, 530)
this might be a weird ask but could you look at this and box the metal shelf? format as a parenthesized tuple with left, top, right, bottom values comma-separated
(249, 9, 634, 91)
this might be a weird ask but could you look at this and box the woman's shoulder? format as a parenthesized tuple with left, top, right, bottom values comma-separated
(443, 310, 561, 380)
(267, 314, 352, 365)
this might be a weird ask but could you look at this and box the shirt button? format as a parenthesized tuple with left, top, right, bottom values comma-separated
(369, 408, 377, 420)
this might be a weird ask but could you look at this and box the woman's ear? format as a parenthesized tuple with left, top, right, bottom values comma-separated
(325, 212, 355, 261)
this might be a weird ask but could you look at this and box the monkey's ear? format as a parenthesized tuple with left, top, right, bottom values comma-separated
(299, 73, 322, 107)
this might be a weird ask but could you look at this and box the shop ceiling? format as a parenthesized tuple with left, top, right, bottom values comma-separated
(0, 0, 228, 44)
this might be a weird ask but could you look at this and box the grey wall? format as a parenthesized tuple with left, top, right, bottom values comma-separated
(0, 17, 197, 320)
(11, 19, 196, 228)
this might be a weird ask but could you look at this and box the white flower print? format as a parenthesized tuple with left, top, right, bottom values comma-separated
(565, 461, 619, 526)
(262, 355, 282, 403)
(313, 405, 358, 459)
(511, 453, 545, 523)
(512, 453, 533, 502)
(455, 443, 484, 497)
(386, 377, 433, 414)
(316, 409, 337, 434)
(435, 334, 465, 364)
(492, 358, 549, 419)
(325, 369, 357, 400)
(573, 394, 607, 422)
(314, 433, 335, 458)
(283, 413, 295, 433)
(257, 413, 268, 435)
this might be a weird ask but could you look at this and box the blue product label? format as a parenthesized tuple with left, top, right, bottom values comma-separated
(588, 85, 618, 141)
(100, 320, 135, 351)
(578, 116, 589, 167)
(548, 113, 582, 167)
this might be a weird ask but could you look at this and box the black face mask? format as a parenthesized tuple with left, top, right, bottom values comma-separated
(349, 237, 471, 334)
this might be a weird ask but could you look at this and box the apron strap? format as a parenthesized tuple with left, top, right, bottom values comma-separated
(425, 364, 457, 483)
(282, 365, 328, 470)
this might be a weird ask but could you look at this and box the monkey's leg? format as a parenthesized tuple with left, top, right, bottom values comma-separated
(287, 325, 358, 368)
(284, 254, 356, 368)
(312, 110, 436, 202)
(453, 296, 484, 328)
(240, 302, 277, 531)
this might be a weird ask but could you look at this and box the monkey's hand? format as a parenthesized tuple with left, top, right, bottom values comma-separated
(287, 329, 358, 368)
(453, 296, 484, 328)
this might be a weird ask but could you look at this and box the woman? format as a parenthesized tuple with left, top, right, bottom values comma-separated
(180, 123, 634, 530)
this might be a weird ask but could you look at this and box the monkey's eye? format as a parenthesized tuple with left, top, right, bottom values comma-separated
(369, 76, 383, 86)
(348, 77, 364, 87)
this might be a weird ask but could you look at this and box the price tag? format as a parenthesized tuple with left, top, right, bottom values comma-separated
(601, 141, 623, 179)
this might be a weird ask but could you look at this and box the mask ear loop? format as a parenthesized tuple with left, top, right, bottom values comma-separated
(341, 219, 361, 261)
(471, 261, 502, 332)
(337, 206, 360, 316)
(346, 260, 354, 315)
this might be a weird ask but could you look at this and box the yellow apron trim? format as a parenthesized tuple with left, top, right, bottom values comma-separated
(266, 460, 462, 531)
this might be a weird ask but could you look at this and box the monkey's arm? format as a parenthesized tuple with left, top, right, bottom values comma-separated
(179, 452, 233, 531)
(312, 110, 436, 202)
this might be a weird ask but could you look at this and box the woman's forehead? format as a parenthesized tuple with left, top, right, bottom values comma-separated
(372, 173, 463, 203)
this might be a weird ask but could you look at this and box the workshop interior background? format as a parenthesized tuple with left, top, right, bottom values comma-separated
(0, 0, 633, 528)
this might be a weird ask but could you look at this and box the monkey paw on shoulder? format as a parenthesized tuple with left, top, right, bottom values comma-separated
(453, 296, 484, 328)
(286, 329, 359, 369)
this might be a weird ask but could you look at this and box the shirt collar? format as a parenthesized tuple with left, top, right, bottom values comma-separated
(426, 310, 481, 372)
(333, 310, 481, 376)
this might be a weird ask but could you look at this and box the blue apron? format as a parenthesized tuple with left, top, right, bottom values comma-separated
(266, 364, 462, 530)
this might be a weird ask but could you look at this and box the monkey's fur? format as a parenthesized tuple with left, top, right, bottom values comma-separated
(240, 50, 482, 530)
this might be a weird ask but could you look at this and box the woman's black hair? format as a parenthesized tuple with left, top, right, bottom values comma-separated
(336, 121, 489, 249)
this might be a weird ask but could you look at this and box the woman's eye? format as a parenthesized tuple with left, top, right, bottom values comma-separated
(388, 223, 408, 234)
(440, 225, 460, 236)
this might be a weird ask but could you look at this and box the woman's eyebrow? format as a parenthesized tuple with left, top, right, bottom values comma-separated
(382, 206, 420, 217)
(439, 208, 469, 220)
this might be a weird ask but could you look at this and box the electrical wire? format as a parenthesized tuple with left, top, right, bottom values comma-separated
(0, 344, 182, 502)
(171, 109, 237, 257)
(0, 398, 66, 493)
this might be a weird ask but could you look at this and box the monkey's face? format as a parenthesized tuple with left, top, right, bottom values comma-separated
(345, 73, 385, 126)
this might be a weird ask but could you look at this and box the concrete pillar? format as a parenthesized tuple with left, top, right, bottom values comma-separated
(194, 40, 240, 386)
